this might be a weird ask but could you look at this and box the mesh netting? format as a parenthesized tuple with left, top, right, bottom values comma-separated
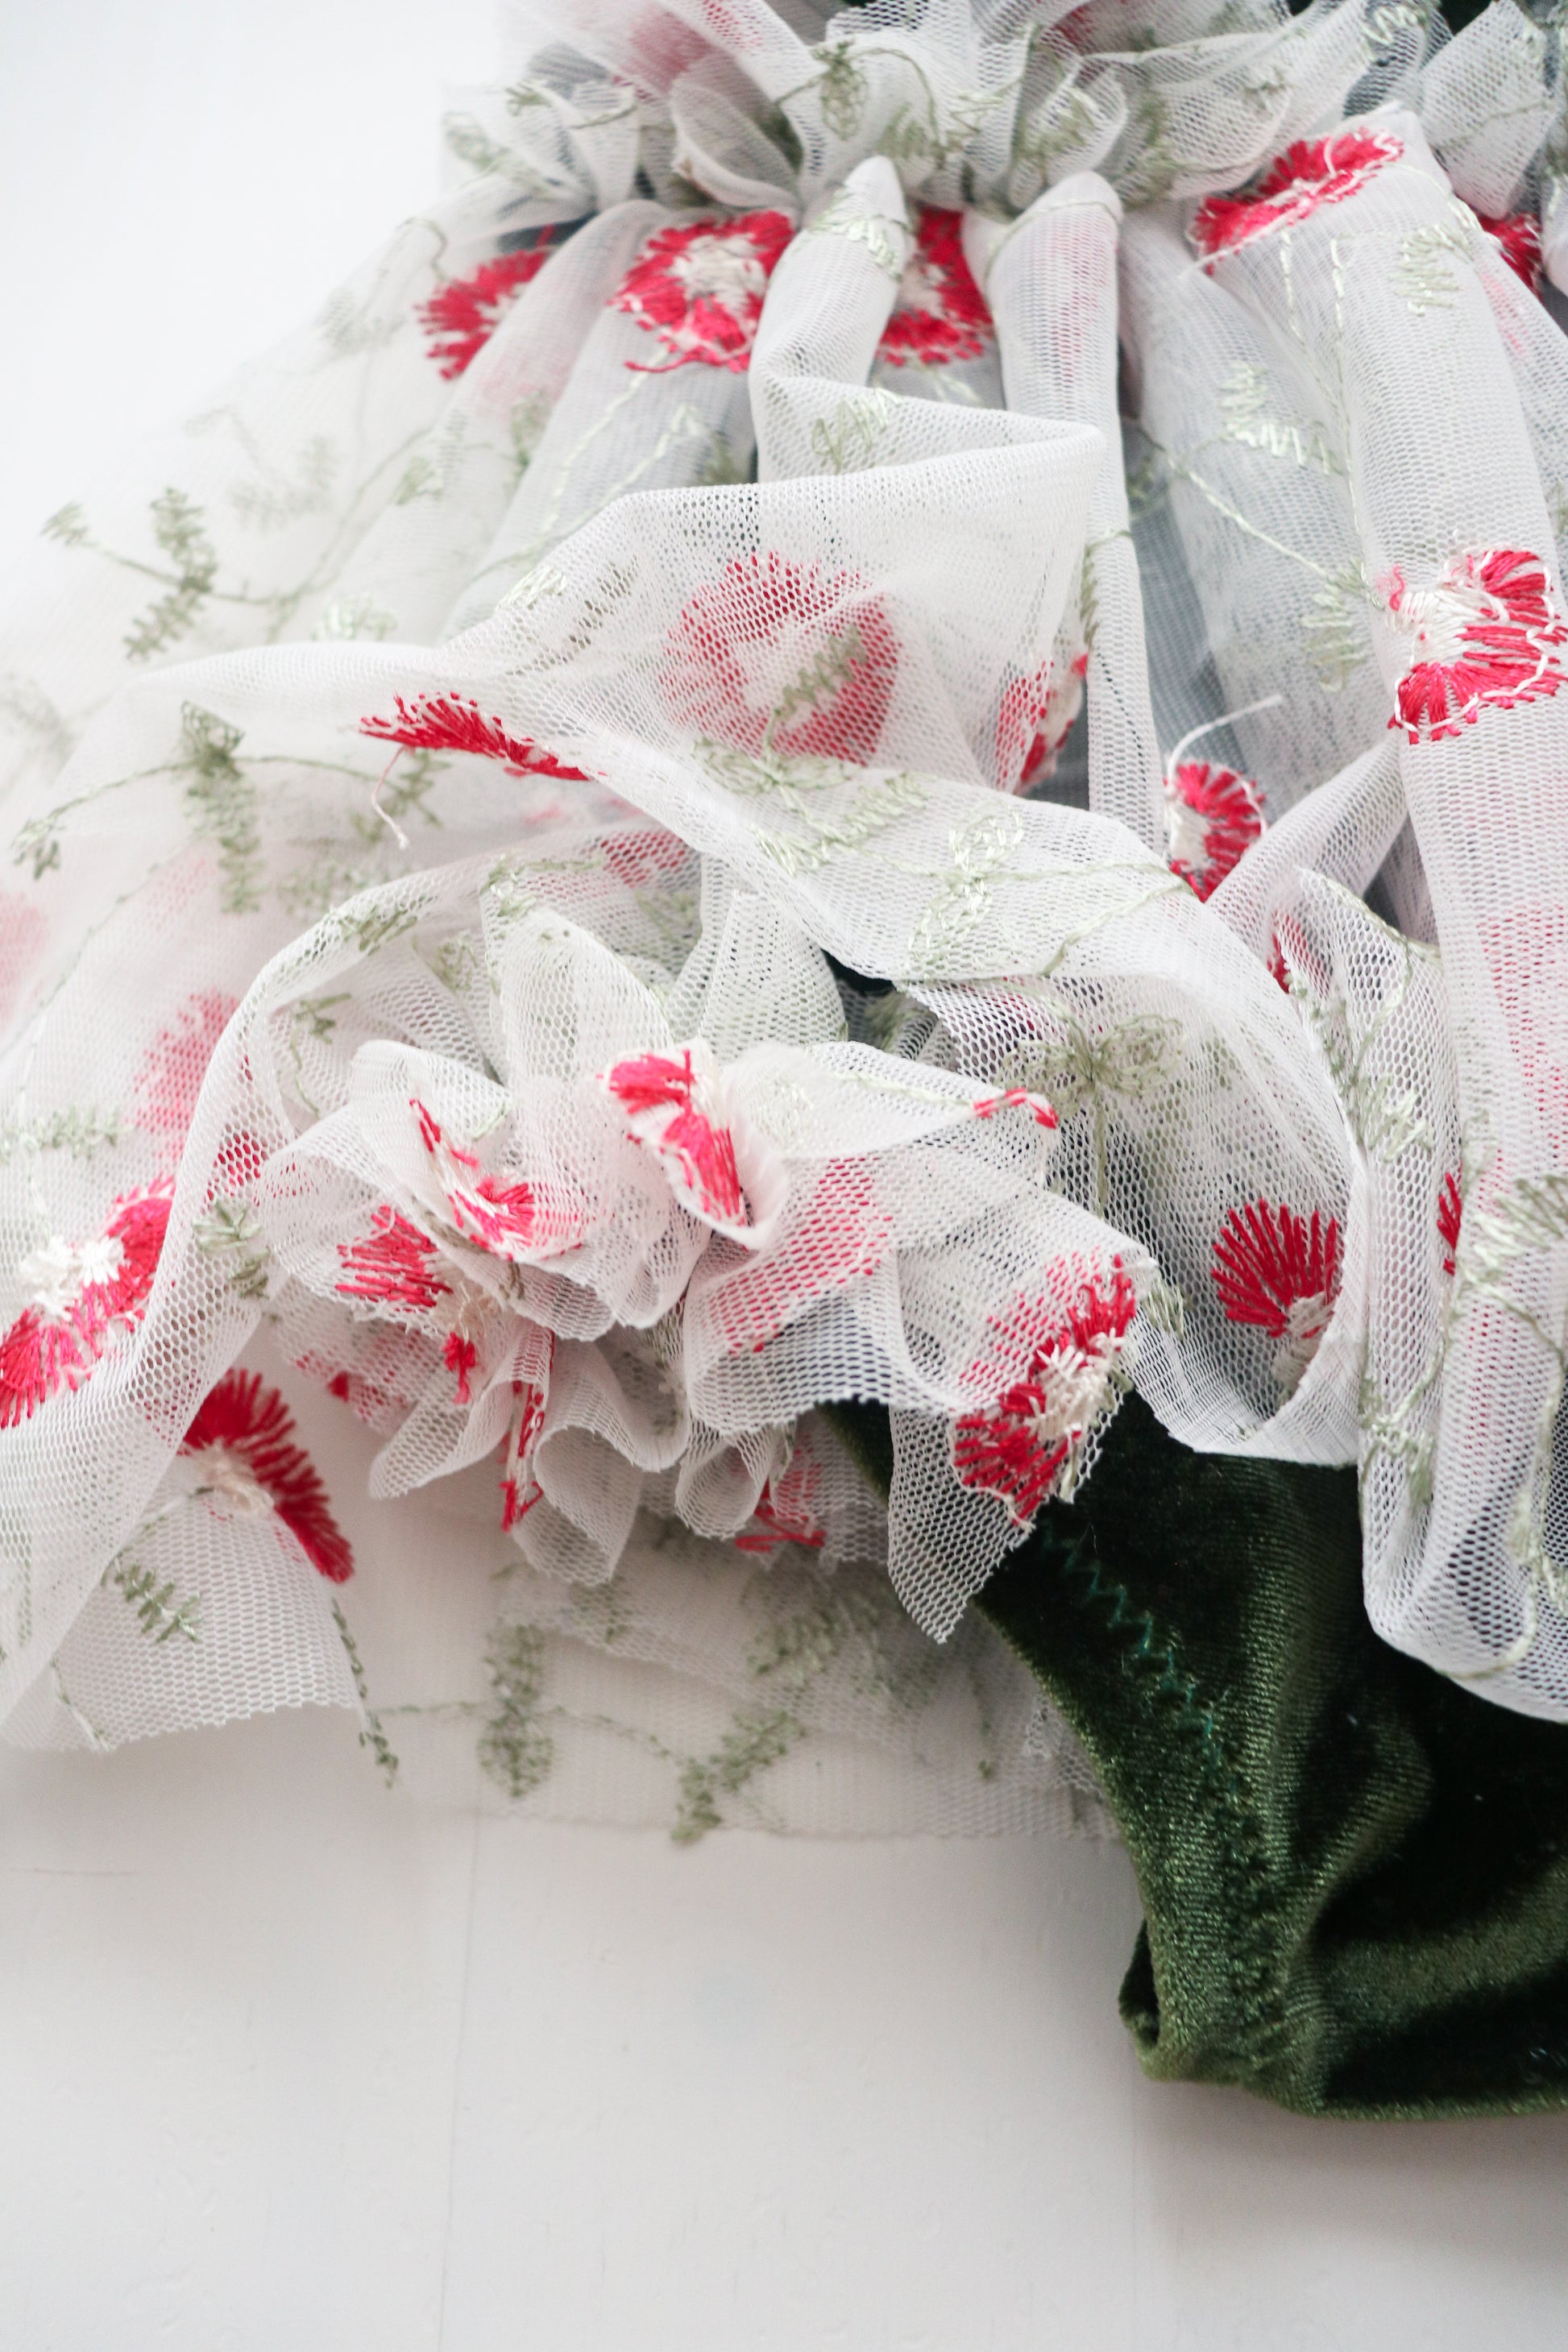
(5, 0, 1568, 1836)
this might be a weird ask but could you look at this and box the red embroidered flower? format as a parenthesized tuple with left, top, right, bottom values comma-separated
(181, 1368, 353, 1583)
(0, 1180, 174, 1427)
(359, 694, 590, 782)
(131, 990, 238, 1140)
(1267, 930, 1291, 990)
(443, 1329, 479, 1405)
(877, 207, 993, 369)
(1212, 1198, 1341, 1392)
(599, 1047, 745, 1227)
(662, 554, 898, 763)
(950, 1261, 1137, 1529)
(1477, 209, 1541, 292)
(1267, 905, 1315, 994)
(499, 1332, 554, 1531)
(1385, 548, 1568, 742)
(971, 1087, 1058, 1129)
(419, 242, 558, 380)
(1165, 761, 1265, 901)
(611, 209, 792, 373)
(995, 649, 1087, 790)
(337, 1205, 451, 1314)
(735, 1442, 825, 1553)
(413, 1099, 578, 1261)
(1192, 129, 1404, 263)
(1437, 1170, 1462, 1276)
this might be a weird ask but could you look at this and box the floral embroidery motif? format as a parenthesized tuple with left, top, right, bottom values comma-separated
(1212, 1198, 1342, 1392)
(336, 1205, 451, 1314)
(359, 693, 590, 781)
(500, 1333, 554, 1532)
(995, 649, 1087, 790)
(611, 210, 792, 374)
(181, 1368, 353, 1583)
(1437, 1169, 1462, 1276)
(877, 207, 992, 369)
(736, 1446, 826, 1553)
(419, 243, 557, 380)
(131, 990, 238, 1140)
(970, 1087, 1058, 1128)
(413, 1099, 578, 1261)
(1164, 761, 1265, 901)
(950, 1261, 1137, 1529)
(662, 554, 898, 763)
(1192, 130, 1404, 263)
(1383, 549, 1568, 743)
(444, 1330, 479, 1404)
(1476, 209, 1541, 293)
(0, 1181, 173, 1427)
(599, 1046, 745, 1227)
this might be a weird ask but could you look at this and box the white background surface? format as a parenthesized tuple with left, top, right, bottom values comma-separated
(2, 5, 1568, 2345)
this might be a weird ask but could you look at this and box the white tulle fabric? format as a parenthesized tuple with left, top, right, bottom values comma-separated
(6, 0, 1568, 1837)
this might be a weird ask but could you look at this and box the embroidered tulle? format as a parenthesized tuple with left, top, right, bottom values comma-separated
(4, 0, 1568, 1836)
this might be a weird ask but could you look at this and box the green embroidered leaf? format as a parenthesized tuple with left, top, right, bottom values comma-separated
(0, 1106, 124, 1165)
(42, 501, 89, 548)
(229, 435, 337, 531)
(1301, 566, 1370, 692)
(178, 702, 262, 913)
(1391, 221, 1469, 318)
(331, 1598, 400, 1786)
(808, 389, 896, 476)
(673, 1706, 800, 1842)
(193, 1197, 272, 1301)
(477, 1623, 554, 1800)
(1218, 363, 1342, 475)
(110, 1562, 201, 1645)
(124, 489, 218, 663)
(813, 39, 869, 139)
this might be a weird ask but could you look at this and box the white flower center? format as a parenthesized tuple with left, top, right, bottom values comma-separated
(669, 235, 765, 314)
(1164, 790, 1213, 871)
(193, 1442, 272, 1517)
(894, 253, 948, 321)
(19, 1232, 124, 1319)
(1391, 579, 1497, 667)
(1272, 1292, 1332, 1392)
(1023, 1338, 1114, 1445)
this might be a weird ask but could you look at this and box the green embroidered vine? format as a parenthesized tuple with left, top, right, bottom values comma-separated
(673, 1707, 803, 1843)
(126, 489, 220, 662)
(331, 1598, 400, 1786)
(477, 1623, 554, 1800)
(109, 1562, 201, 1645)
(193, 1198, 272, 1303)
(178, 702, 263, 915)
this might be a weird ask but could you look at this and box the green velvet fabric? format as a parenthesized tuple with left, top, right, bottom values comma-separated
(824, 1396, 1568, 2119)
